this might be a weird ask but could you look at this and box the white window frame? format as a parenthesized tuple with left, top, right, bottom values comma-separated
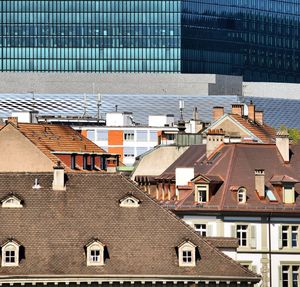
(236, 225, 248, 247)
(280, 225, 299, 249)
(280, 264, 300, 287)
(195, 184, 209, 203)
(237, 187, 247, 203)
(1, 196, 23, 208)
(1, 241, 20, 267)
(124, 131, 135, 141)
(178, 241, 196, 267)
(86, 241, 105, 266)
(119, 196, 140, 208)
(194, 224, 206, 236)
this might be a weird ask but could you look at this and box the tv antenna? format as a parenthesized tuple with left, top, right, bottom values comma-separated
(82, 94, 87, 117)
(96, 93, 102, 122)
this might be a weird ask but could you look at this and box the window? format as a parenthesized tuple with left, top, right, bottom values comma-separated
(119, 195, 140, 208)
(86, 241, 105, 266)
(196, 184, 209, 203)
(178, 241, 196, 267)
(283, 184, 296, 204)
(124, 131, 134, 141)
(237, 187, 247, 203)
(1, 196, 23, 208)
(136, 147, 148, 156)
(281, 265, 299, 287)
(237, 225, 248, 247)
(194, 224, 206, 236)
(97, 130, 108, 141)
(123, 147, 135, 158)
(87, 130, 95, 141)
(280, 225, 299, 249)
(136, 130, 148, 142)
(1, 241, 20, 267)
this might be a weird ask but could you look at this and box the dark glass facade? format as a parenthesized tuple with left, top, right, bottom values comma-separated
(0, 1, 181, 72)
(182, 0, 300, 82)
(1, 1, 300, 82)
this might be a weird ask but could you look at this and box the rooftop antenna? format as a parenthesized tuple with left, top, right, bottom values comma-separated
(115, 105, 118, 112)
(96, 93, 102, 122)
(179, 99, 184, 121)
(82, 94, 87, 117)
(30, 91, 35, 111)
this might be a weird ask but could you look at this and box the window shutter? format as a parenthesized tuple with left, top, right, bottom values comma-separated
(207, 224, 212, 237)
(250, 225, 257, 249)
(231, 225, 236, 238)
(278, 225, 283, 249)
(278, 265, 282, 286)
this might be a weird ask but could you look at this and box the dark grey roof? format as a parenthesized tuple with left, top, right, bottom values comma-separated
(0, 93, 298, 129)
(0, 172, 259, 283)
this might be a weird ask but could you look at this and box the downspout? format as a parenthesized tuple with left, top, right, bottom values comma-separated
(268, 213, 272, 287)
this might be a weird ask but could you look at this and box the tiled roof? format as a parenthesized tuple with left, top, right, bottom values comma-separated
(156, 143, 300, 213)
(0, 173, 259, 283)
(229, 114, 276, 143)
(11, 123, 107, 170)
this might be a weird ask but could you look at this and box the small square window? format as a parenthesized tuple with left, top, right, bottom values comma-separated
(182, 250, 192, 263)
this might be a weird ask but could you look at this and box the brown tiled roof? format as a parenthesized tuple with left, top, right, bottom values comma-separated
(10, 123, 107, 170)
(206, 237, 239, 249)
(229, 114, 276, 143)
(155, 143, 300, 213)
(0, 173, 259, 283)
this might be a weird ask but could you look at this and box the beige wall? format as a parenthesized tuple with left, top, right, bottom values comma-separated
(214, 118, 250, 138)
(0, 124, 54, 172)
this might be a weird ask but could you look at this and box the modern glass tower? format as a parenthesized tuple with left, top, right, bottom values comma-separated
(1, 1, 300, 82)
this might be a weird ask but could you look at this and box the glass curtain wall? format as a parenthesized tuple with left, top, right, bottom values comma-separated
(0, 1, 181, 72)
(181, 0, 300, 83)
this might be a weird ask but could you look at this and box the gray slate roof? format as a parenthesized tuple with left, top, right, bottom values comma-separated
(0, 172, 259, 283)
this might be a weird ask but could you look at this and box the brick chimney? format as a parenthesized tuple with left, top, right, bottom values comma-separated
(255, 111, 264, 125)
(255, 169, 265, 198)
(248, 101, 255, 122)
(276, 130, 290, 163)
(107, 156, 118, 172)
(206, 129, 225, 158)
(231, 104, 244, 117)
(212, 106, 224, 121)
(52, 161, 66, 191)
(7, 117, 18, 127)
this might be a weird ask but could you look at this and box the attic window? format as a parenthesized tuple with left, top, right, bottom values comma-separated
(86, 241, 105, 266)
(283, 184, 295, 204)
(1, 241, 20, 267)
(1, 196, 23, 208)
(119, 195, 140, 207)
(178, 241, 196, 267)
(195, 184, 209, 203)
(237, 188, 247, 203)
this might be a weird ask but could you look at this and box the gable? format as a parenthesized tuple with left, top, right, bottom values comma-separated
(0, 124, 54, 172)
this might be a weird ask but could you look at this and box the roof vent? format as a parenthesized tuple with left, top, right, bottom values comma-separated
(32, 178, 41, 190)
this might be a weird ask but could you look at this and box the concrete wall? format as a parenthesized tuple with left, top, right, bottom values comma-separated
(0, 72, 243, 96)
(0, 124, 54, 172)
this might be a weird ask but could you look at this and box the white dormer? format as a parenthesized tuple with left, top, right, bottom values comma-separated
(119, 194, 141, 208)
(1, 195, 23, 208)
(178, 240, 197, 267)
(86, 240, 105, 266)
(237, 187, 247, 203)
(1, 240, 20, 267)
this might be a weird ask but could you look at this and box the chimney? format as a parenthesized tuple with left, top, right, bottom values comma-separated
(276, 130, 290, 163)
(255, 111, 264, 125)
(206, 129, 225, 158)
(248, 101, 255, 122)
(231, 104, 244, 117)
(52, 161, 66, 191)
(212, 106, 224, 121)
(7, 117, 18, 126)
(106, 156, 118, 173)
(255, 169, 265, 198)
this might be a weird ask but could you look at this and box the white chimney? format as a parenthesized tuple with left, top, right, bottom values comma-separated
(255, 169, 265, 198)
(276, 130, 290, 163)
(52, 161, 66, 191)
(206, 129, 225, 158)
(175, 167, 194, 198)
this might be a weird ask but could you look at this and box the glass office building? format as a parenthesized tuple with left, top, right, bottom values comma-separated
(1, 1, 300, 82)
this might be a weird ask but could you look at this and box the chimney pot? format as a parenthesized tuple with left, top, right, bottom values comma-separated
(231, 104, 244, 117)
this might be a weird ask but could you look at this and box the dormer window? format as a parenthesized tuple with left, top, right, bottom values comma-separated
(237, 187, 247, 203)
(1, 240, 20, 267)
(283, 184, 295, 204)
(195, 184, 209, 203)
(86, 241, 105, 266)
(119, 194, 140, 207)
(1, 195, 23, 208)
(178, 241, 196, 267)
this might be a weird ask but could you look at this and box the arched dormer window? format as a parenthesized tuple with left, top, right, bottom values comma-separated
(119, 194, 141, 208)
(1, 240, 20, 267)
(178, 240, 197, 267)
(1, 195, 23, 208)
(237, 187, 247, 203)
(86, 240, 105, 266)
